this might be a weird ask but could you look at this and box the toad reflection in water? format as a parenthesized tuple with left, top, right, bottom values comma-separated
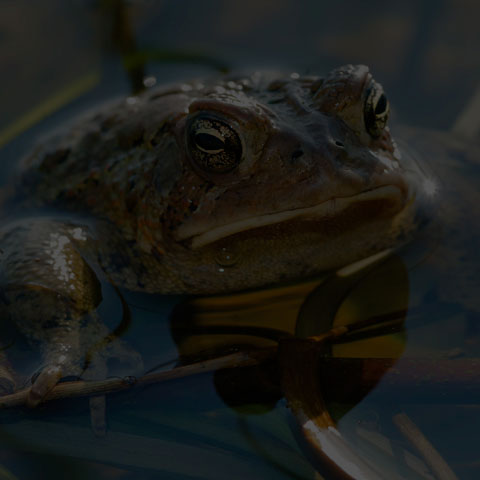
(0, 65, 479, 463)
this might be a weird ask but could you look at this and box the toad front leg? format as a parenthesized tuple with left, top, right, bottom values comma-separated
(0, 219, 142, 433)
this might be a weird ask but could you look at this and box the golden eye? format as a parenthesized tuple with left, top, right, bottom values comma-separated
(187, 116, 242, 173)
(364, 83, 390, 138)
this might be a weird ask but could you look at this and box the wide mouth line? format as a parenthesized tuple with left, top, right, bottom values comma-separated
(185, 184, 404, 249)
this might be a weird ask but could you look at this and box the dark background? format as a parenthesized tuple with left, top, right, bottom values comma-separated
(1, 0, 479, 156)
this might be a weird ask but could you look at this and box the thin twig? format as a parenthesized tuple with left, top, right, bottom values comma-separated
(0, 317, 350, 409)
(0, 348, 276, 408)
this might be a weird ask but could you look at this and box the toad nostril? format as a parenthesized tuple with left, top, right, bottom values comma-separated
(335, 140, 345, 148)
(291, 149, 304, 160)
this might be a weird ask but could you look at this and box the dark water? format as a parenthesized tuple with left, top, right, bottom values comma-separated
(0, 1, 479, 479)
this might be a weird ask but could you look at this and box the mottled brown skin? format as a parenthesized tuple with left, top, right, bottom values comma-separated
(0, 65, 420, 421)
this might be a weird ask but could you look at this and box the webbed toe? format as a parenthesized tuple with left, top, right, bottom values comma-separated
(27, 364, 63, 407)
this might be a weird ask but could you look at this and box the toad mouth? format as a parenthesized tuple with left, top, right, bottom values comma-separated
(186, 185, 406, 249)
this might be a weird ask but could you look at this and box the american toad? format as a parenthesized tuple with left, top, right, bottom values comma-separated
(0, 65, 427, 430)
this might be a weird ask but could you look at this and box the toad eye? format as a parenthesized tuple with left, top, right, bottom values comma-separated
(364, 83, 390, 138)
(187, 116, 242, 173)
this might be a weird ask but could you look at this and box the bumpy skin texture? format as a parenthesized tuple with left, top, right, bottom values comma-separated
(0, 65, 418, 415)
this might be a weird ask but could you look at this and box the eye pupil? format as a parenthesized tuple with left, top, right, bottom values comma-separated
(375, 94, 387, 115)
(195, 133, 225, 152)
